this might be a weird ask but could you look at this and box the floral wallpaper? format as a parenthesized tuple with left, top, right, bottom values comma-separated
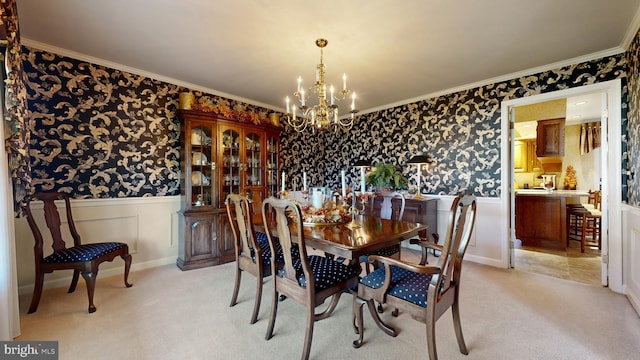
(22, 47, 277, 199)
(17, 38, 634, 204)
(1, 0, 31, 215)
(625, 28, 640, 206)
(282, 55, 629, 200)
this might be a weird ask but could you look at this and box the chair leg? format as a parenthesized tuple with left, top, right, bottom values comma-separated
(353, 297, 365, 348)
(581, 215, 587, 253)
(265, 288, 279, 340)
(122, 253, 133, 287)
(81, 268, 98, 313)
(426, 310, 438, 360)
(28, 271, 45, 314)
(451, 298, 469, 355)
(68, 269, 80, 293)
(314, 293, 342, 320)
(366, 299, 397, 337)
(229, 267, 242, 307)
(301, 302, 315, 360)
(250, 275, 263, 324)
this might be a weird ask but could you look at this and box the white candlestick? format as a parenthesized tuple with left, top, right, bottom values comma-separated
(286, 96, 290, 114)
(301, 89, 305, 107)
(297, 77, 302, 93)
(351, 93, 356, 110)
(360, 167, 366, 193)
(342, 73, 347, 91)
(312, 189, 323, 209)
(303, 172, 307, 191)
(281, 171, 285, 192)
(341, 170, 346, 197)
(330, 86, 334, 106)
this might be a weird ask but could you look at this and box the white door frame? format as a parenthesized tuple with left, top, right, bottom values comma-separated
(500, 79, 623, 293)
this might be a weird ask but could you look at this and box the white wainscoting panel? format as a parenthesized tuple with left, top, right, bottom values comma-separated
(403, 196, 505, 268)
(14, 196, 181, 295)
(624, 204, 640, 315)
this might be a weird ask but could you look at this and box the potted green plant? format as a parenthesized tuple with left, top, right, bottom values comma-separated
(365, 162, 408, 191)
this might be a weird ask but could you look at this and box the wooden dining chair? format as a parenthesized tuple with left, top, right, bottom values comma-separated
(261, 197, 360, 360)
(25, 192, 132, 313)
(226, 193, 281, 324)
(352, 194, 477, 360)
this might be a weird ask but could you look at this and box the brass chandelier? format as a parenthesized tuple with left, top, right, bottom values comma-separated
(284, 38, 359, 133)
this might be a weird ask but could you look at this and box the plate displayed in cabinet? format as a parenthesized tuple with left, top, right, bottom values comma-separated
(191, 129, 211, 146)
(192, 171, 210, 186)
(192, 152, 208, 165)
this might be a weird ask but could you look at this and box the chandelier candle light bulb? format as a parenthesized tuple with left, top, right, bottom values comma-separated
(281, 171, 285, 192)
(341, 170, 346, 197)
(303, 172, 307, 191)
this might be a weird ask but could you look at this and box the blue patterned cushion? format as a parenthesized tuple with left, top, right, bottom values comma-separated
(253, 232, 300, 266)
(291, 255, 359, 291)
(360, 265, 432, 308)
(43, 242, 127, 263)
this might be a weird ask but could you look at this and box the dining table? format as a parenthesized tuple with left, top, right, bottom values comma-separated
(257, 214, 428, 268)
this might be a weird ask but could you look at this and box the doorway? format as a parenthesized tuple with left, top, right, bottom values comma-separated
(512, 94, 603, 285)
(500, 79, 623, 291)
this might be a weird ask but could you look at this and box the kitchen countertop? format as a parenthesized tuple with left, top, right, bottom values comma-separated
(515, 189, 590, 197)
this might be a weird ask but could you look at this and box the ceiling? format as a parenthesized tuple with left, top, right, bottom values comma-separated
(15, 0, 640, 117)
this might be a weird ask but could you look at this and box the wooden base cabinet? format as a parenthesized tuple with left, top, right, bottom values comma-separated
(515, 195, 567, 250)
(177, 209, 235, 270)
(366, 196, 438, 242)
(176, 110, 281, 270)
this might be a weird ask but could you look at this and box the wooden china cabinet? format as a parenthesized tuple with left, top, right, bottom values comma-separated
(176, 110, 281, 270)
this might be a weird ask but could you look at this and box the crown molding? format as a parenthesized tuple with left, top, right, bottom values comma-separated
(621, 5, 640, 50)
(360, 47, 625, 116)
(22, 38, 625, 117)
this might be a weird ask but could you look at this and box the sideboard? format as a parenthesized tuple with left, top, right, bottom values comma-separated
(365, 196, 438, 243)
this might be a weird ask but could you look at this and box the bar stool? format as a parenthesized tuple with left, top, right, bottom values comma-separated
(566, 190, 599, 247)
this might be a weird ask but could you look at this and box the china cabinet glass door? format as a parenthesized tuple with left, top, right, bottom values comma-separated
(266, 134, 279, 198)
(245, 131, 262, 188)
(190, 124, 214, 208)
(221, 128, 241, 202)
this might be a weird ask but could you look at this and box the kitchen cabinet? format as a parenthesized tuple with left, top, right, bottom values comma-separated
(515, 190, 588, 250)
(514, 139, 542, 173)
(536, 118, 565, 157)
(177, 110, 281, 270)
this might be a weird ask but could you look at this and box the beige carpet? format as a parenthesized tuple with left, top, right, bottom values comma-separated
(15, 250, 640, 360)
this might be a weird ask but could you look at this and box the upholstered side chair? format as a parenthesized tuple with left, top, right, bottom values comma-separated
(25, 192, 132, 313)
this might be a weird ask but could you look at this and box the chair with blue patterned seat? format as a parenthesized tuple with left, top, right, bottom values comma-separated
(352, 193, 477, 360)
(226, 193, 297, 324)
(261, 197, 360, 360)
(25, 192, 132, 314)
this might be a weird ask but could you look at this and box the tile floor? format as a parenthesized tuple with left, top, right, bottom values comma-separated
(513, 239, 602, 286)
